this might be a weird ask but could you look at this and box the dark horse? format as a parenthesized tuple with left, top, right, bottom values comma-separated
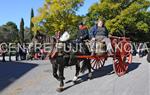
(49, 37, 92, 92)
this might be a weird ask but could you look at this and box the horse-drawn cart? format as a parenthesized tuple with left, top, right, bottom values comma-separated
(50, 33, 133, 92)
(76, 36, 132, 76)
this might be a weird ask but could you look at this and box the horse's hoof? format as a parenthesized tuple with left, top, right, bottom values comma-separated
(54, 76, 59, 81)
(56, 87, 64, 92)
(72, 76, 78, 84)
(88, 73, 92, 80)
(88, 77, 92, 80)
(72, 76, 78, 82)
(72, 80, 78, 85)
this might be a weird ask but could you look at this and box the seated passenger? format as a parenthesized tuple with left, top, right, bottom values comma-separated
(89, 19, 113, 55)
(77, 22, 89, 41)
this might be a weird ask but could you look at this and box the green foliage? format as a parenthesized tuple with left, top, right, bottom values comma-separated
(30, 8, 34, 39)
(32, 0, 150, 42)
(136, 21, 149, 32)
(0, 22, 19, 43)
(20, 18, 25, 43)
(87, 0, 150, 41)
(24, 27, 32, 42)
(32, 0, 84, 37)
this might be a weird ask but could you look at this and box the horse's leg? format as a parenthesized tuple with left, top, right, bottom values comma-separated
(57, 64, 64, 92)
(56, 56, 65, 92)
(83, 42, 92, 80)
(83, 43, 92, 79)
(73, 62, 80, 82)
(86, 59, 92, 80)
(58, 63, 65, 85)
(51, 59, 59, 80)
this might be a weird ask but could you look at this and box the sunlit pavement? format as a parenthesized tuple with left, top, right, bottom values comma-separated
(0, 56, 149, 95)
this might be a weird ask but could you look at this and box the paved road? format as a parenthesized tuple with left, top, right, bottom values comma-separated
(0, 56, 149, 95)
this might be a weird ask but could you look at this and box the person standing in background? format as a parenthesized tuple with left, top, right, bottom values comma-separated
(1, 45, 6, 62)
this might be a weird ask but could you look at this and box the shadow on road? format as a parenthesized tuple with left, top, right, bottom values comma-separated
(0, 61, 38, 92)
(128, 62, 141, 73)
(64, 62, 141, 91)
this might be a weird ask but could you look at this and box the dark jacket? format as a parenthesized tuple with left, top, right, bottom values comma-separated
(77, 26, 89, 40)
(89, 25, 108, 38)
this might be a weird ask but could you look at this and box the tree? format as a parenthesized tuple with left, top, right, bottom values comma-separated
(24, 27, 32, 42)
(20, 18, 25, 43)
(30, 8, 34, 39)
(87, 0, 150, 42)
(0, 22, 19, 43)
(32, 0, 84, 37)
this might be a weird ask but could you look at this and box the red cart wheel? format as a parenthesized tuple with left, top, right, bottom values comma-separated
(113, 53, 132, 76)
(112, 38, 133, 76)
(91, 58, 106, 70)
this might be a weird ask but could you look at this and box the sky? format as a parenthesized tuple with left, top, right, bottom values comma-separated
(0, 0, 99, 28)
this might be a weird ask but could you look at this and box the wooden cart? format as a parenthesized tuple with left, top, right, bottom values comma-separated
(77, 36, 132, 76)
